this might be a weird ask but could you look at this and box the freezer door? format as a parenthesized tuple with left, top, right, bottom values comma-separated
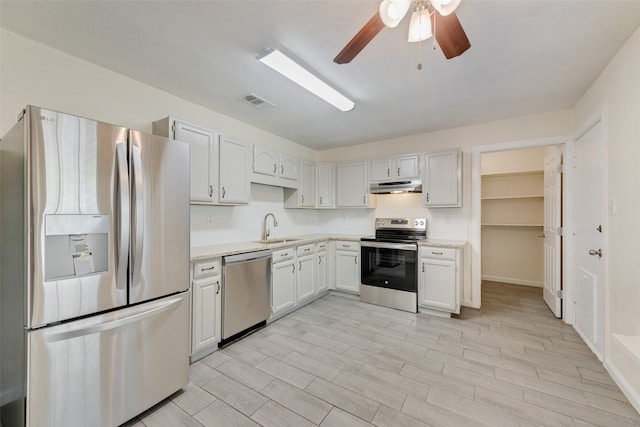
(27, 292, 190, 427)
(28, 107, 128, 328)
(129, 130, 190, 303)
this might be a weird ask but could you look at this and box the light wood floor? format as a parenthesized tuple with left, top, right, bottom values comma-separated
(125, 282, 640, 426)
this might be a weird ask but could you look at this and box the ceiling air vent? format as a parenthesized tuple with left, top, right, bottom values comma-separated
(239, 93, 275, 110)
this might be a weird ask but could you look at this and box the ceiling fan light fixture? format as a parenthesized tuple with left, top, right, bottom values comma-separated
(257, 48, 355, 112)
(408, 8, 432, 42)
(430, 0, 462, 16)
(379, 0, 411, 28)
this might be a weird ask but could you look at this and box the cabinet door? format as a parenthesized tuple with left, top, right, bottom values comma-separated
(219, 135, 250, 204)
(174, 121, 218, 204)
(337, 162, 371, 207)
(272, 260, 296, 315)
(370, 158, 392, 182)
(279, 154, 299, 180)
(316, 251, 327, 293)
(253, 146, 277, 177)
(297, 255, 315, 302)
(316, 163, 335, 208)
(192, 275, 221, 354)
(423, 150, 461, 207)
(299, 161, 315, 207)
(396, 154, 420, 179)
(335, 250, 360, 293)
(419, 257, 456, 311)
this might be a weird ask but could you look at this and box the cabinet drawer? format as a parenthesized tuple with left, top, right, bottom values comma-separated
(421, 247, 457, 261)
(193, 259, 220, 279)
(272, 248, 295, 263)
(297, 244, 315, 257)
(335, 241, 359, 251)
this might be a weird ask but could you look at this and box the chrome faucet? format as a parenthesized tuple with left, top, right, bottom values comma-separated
(263, 212, 278, 241)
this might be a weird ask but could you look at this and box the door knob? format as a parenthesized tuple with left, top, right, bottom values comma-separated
(588, 249, 602, 258)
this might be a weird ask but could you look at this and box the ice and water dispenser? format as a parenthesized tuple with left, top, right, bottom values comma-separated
(44, 214, 109, 280)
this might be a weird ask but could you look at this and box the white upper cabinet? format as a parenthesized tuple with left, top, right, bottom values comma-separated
(298, 161, 315, 207)
(370, 158, 393, 182)
(370, 154, 420, 182)
(251, 145, 299, 188)
(279, 154, 299, 181)
(175, 120, 219, 204)
(253, 146, 278, 177)
(219, 135, 250, 204)
(396, 154, 421, 179)
(337, 162, 376, 208)
(284, 161, 315, 208)
(423, 149, 462, 208)
(316, 163, 336, 208)
(284, 160, 316, 208)
(153, 117, 222, 205)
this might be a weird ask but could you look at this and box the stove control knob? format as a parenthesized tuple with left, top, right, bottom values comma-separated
(414, 220, 419, 226)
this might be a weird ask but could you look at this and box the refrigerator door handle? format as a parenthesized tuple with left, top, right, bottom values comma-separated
(116, 142, 130, 290)
(46, 296, 183, 342)
(131, 144, 144, 287)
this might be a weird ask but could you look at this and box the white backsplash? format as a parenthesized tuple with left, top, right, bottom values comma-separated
(190, 184, 320, 247)
(190, 188, 468, 247)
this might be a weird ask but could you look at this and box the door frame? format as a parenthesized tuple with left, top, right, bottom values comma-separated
(470, 135, 574, 323)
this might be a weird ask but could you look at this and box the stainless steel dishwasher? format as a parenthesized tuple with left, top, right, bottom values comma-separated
(221, 250, 272, 345)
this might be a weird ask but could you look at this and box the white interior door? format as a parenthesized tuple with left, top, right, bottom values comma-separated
(573, 120, 605, 359)
(543, 146, 562, 317)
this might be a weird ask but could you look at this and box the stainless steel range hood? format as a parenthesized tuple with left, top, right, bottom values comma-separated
(369, 179, 422, 194)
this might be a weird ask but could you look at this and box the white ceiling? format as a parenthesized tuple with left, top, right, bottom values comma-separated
(2, 1, 640, 150)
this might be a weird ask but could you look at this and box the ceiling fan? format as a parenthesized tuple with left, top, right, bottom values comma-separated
(334, 0, 470, 64)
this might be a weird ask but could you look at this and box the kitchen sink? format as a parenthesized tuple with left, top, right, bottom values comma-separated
(256, 238, 301, 244)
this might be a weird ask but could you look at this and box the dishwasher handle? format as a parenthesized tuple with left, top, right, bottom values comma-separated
(224, 249, 272, 264)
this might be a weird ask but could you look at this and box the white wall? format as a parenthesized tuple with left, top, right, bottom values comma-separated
(573, 25, 640, 409)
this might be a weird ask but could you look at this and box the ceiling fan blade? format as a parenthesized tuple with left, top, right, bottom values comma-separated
(334, 13, 385, 64)
(432, 10, 471, 59)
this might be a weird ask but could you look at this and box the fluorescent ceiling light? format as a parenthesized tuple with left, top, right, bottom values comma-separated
(257, 48, 355, 112)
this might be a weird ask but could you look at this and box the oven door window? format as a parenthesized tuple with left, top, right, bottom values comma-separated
(361, 246, 417, 292)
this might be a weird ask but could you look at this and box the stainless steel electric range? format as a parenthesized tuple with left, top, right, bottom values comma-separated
(360, 217, 427, 313)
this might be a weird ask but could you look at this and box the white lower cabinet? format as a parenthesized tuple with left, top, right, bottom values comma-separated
(418, 246, 462, 315)
(335, 241, 360, 294)
(191, 258, 221, 360)
(271, 248, 297, 316)
(296, 244, 316, 302)
(316, 241, 328, 293)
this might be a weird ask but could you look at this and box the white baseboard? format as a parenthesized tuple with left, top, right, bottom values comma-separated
(482, 275, 542, 287)
(604, 358, 640, 416)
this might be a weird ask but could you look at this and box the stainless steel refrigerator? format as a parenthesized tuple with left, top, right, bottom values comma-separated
(0, 106, 191, 427)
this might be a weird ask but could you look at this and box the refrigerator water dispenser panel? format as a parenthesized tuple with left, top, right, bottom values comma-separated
(45, 214, 109, 280)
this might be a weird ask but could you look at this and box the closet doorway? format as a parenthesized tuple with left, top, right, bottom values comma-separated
(480, 146, 563, 318)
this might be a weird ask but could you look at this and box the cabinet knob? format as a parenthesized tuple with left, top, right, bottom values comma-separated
(216, 280, 220, 295)
(397, 167, 400, 176)
(292, 264, 295, 273)
(301, 195, 304, 203)
(281, 165, 284, 175)
(299, 261, 302, 270)
(273, 163, 277, 174)
(422, 263, 425, 273)
(387, 168, 390, 178)
(222, 187, 226, 198)
(209, 185, 213, 198)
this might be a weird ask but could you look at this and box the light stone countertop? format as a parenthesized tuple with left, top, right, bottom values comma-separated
(418, 239, 467, 248)
(191, 234, 362, 261)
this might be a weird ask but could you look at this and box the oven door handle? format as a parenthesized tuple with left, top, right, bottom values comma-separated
(360, 241, 417, 251)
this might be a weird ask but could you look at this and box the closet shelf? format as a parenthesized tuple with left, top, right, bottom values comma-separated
(481, 195, 543, 200)
(481, 223, 543, 228)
